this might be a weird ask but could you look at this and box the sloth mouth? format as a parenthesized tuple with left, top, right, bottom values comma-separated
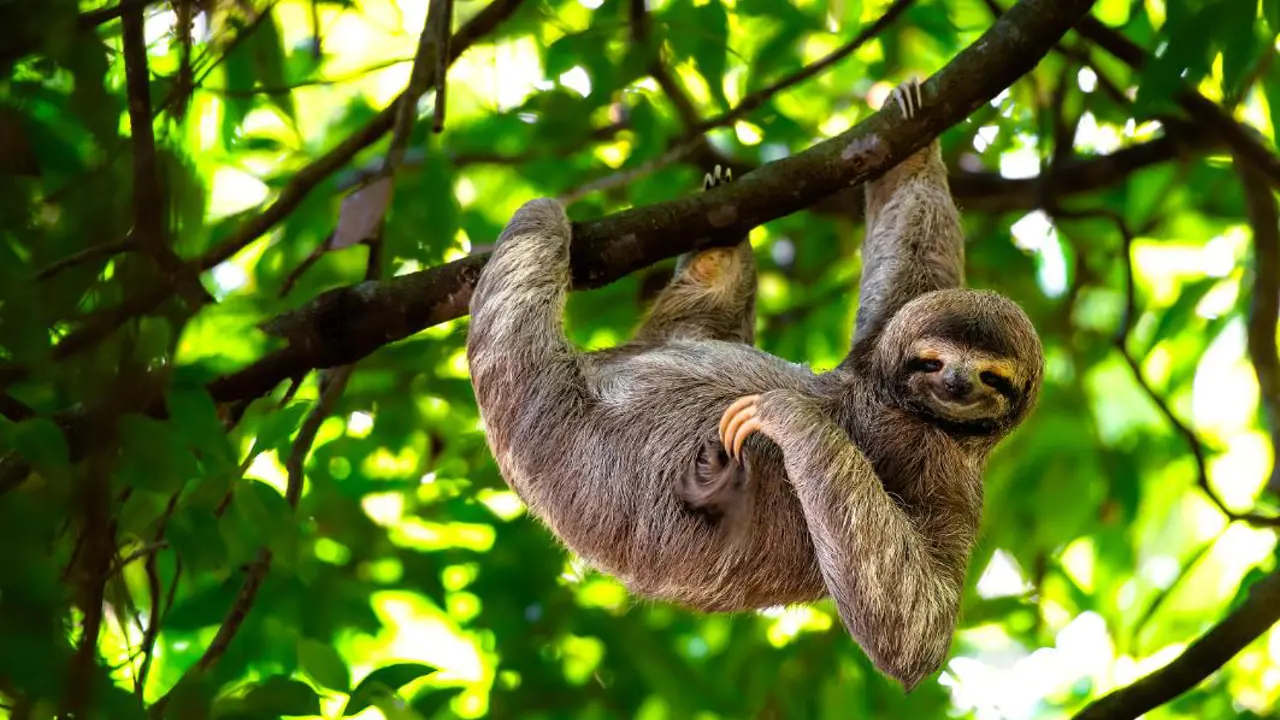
(925, 387, 999, 420)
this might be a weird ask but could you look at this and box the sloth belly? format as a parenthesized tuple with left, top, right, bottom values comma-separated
(539, 340, 831, 612)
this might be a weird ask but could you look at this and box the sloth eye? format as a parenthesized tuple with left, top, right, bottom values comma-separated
(980, 371, 1012, 393)
(910, 357, 943, 373)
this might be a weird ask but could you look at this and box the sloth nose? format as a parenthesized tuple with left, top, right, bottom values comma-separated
(942, 368, 974, 397)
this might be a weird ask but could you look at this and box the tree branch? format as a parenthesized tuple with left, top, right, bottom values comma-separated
(120, 5, 210, 308)
(1240, 153, 1280, 496)
(1095, 205, 1280, 527)
(17, 0, 528, 376)
(690, 0, 916, 136)
(152, 7, 447, 708)
(1072, 566, 1280, 720)
(203, 0, 1100, 403)
(1073, 16, 1280, 189)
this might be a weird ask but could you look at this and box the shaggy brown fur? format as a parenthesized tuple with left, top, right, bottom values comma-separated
(465, 81, 1044, 690)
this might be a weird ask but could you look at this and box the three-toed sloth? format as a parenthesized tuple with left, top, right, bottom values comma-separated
(465, 80, 1044, 690)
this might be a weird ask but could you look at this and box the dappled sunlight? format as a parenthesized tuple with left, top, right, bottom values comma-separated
(947, 612, 1116, 720)
(1010, 211, 1068, 298)
(391, 519, 496, 553)
(764, 606, 835, 647)
(976, 550, 1034, 599)
(5, 0, 1278, 718)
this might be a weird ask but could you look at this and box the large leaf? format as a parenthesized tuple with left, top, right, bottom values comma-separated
(342, 663, 438, 716)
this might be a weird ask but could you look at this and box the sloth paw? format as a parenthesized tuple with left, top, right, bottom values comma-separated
(889, 77, 924, 120)
(678, 164, 743, 282)
(702, 164, 733, 191)
(719, 394, 763, 461)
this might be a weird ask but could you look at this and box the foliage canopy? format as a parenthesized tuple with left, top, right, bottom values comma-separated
(1, 0, 1279, 718)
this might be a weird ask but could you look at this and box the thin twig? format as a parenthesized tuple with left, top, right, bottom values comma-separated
(103, 541, 169, 580)
(78, 0, 165, 28)
(16, 0, 529, 381)
(558, 137, 707, 205)
(691, 0, 915, 135)
(33, 239, 138, 281)
(1128, 530, 1224, 652)
(1080, 206, 1280, 527)
(134, 493, 180, 696)
(206, 57, 415, 96)
(120, 5, 211, 308)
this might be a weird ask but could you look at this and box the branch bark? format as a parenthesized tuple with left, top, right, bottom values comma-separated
(207, 0, 1100, 403)
(1072, 567, 1280, 720)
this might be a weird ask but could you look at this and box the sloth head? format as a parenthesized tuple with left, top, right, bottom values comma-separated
(873, 289, 1044, 438)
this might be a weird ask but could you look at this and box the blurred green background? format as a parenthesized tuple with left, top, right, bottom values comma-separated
(1, 0, 1279, 717)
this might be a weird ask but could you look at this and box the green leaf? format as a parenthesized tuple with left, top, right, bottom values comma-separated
(232, 480, 298, 565)
(117, 415, 200, 493)
(167, 503, 229, 574)
(242, 676, 322, 716)
(691, 1, 730, 108)
(298, 637, 351, 692)
(245, 402, 311, 460)
(249, 9, 296, 123)
(343, 662, 438, 716)
(1135, 5, 1215, 113)
(169, 384, 237, 472)
(1267, 0, 1280, 34)
(10, 417, 69, 467)
(1140, 277, 1220, 355)
(220, 19, 256, 143)
(664, 0, 731, 110)
(1219, 0, 1260, 97)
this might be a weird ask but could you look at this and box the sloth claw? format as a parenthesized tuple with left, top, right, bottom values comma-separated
(889, 77, 924, 120)
(719, 395, 762, 460)
(702, 163, 733, 191)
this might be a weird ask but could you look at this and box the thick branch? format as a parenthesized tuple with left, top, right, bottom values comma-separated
(1072, 567, 1280, 720)
(206, 0, 1098, 403)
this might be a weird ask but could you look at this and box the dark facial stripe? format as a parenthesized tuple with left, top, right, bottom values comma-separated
(917, 312, 1023, 360)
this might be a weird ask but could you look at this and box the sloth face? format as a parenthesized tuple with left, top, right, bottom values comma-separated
(900, 338, 1021, 426)
(874, 288, 1044, 437)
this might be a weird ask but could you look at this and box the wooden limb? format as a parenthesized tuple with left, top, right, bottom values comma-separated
(204, 0, 1101, 403)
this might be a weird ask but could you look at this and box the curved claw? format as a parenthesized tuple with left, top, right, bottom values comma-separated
(889, 78, 924, 120)
(719, 394, 762, 460)
(702, 164, 733, 191)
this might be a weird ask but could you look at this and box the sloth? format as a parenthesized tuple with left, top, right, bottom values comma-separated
(465, 80, 1044, 690)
